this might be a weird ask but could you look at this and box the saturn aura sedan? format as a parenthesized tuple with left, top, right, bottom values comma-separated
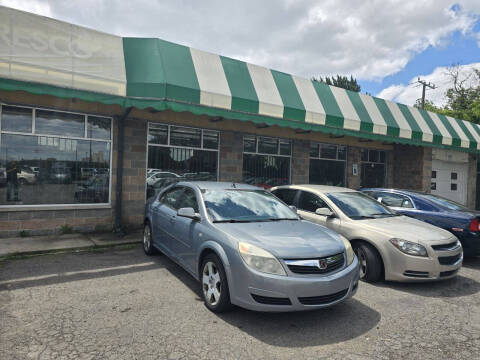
(143, 182, 359, 313)
(270, 185, 463, 283)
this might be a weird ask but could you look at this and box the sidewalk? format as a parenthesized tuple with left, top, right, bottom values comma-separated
(0, 231, 142, 259)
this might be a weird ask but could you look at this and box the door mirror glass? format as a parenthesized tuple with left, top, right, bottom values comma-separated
(315, 207, 334, 217)
(177, 207, 201, 220)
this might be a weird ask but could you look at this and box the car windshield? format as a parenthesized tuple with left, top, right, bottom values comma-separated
(202, 189, 298, 222)
(326, 191, 397, 219)
(420, 193, 469, 211)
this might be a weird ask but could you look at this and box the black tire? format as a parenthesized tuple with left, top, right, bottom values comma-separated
(200, 253, 233, 313)
(354, 242, 382, 283)
(143, 222, 156, 256)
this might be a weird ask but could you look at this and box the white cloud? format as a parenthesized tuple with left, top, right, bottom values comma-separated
(377, 62, 480, 107)
(0, 0, 479, 82)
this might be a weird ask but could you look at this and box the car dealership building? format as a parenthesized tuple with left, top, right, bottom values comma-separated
(0, 6, 479, 237)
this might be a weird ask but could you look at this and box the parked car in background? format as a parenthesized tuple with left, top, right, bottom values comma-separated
(146, 171, 180, 186)
(74, 175, 109, 203)
(144, 182, 359, 312)
(18, 167, 37, 184)
(361, 188, 480, 257)
(271, 185, 462, 282)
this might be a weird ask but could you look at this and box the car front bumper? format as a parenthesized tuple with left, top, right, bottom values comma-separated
(227, 256, 360, 312)
(383, 242, 463, 282)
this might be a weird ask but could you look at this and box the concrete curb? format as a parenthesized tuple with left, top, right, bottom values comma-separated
(0, 232, 142, 261)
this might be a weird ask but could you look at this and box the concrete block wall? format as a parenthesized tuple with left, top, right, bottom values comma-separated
(219, 131, 243, 182)
(392, 144, 432, 192)
(291, 139, 310, 184)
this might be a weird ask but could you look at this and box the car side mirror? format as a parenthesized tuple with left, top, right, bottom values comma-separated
(177, 207, 201, 221)
(315, 207, 334, 217)
(376, 197, 383, 203)
(289, 205, 297, 213)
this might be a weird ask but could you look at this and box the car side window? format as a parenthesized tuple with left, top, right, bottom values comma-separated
(377, 192, 414, 208)
(159, 187, 185, 210)
(298, 191, 328, 213)
(179, 188, 199, 213)
(272, 189, 298, 205)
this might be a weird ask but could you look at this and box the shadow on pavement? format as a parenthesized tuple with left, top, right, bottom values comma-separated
(462, 256, 480, 270)
(381, 274, 480, 298)
(0, 247, 164, 291)
(161, 254, 381, 347)
(217, 299, 380, 347)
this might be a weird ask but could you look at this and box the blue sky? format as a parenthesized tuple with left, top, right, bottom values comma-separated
(361, 23, 480, 104)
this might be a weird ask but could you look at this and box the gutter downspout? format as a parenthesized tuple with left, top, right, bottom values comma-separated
(114, 107, 133, 234)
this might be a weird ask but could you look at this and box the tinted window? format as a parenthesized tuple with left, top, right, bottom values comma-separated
(327, 191, 395, 219)
(87, 116, 111, 140)
(272, 188, 297, 205)
(258, 137, 278, 154)
(309, 159, 345, 187)
(377, 192, 414, 208)
(203, 190, 297, 222)
(1, 106, 32, 133)
(170, 126, 201, 147)
(243, 135, 256, 152)
(179, 188, 199, 213)
(203, 130, 219, 149)
(320, 144, 337, 159)
(242, 154, 290, 188)
(160, 187, 185, 210)
(421, 194, 468, 211)
(36, 110, 85, 137)
(148, 124, 168, 145)
(298, 191, 328, 213)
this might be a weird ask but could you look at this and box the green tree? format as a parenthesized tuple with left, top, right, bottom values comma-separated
(414, 66, 480, 124)
(312, 75, 361, 92)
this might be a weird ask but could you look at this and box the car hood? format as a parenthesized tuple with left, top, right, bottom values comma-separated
(359, 215, 454, 243)
(215, 220, 344, 259)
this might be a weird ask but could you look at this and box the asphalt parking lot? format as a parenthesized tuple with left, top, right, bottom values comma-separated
(0, 246, 479, 360)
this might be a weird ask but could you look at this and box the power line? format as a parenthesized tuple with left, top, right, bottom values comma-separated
(417, 78, 436, 109)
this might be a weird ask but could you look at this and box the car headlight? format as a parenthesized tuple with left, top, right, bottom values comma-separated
(389, 238, 428, 257)
(341, 237, 355, 266)
(238, 242, 286, 276)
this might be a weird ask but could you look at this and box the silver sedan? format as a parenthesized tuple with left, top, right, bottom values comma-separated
(143, 182, 359, 312)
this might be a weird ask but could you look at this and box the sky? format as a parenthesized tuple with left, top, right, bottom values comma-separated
(1, 0, 480, 107)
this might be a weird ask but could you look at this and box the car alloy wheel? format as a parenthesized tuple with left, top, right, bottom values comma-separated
(143, 223, 156, 256)
(356, 247, 367, 279)
(202, 261, 221, 306)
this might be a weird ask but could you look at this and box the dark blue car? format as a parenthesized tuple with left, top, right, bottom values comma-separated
(360, 188, 480, 257)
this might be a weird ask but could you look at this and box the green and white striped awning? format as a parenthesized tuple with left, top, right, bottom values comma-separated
(122, 38, 480, 151)
(1, 5, 480, 152)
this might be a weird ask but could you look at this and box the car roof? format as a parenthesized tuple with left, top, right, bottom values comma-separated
(361, 188, 426, 197)
(272, 184, 357, 193)
(177, 181, 261, 191)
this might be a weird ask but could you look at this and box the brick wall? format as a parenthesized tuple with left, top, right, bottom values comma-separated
(291, 139, 310, 184)
(219, 131, 243, 182)
(392, 144, 432, 192)
(346, 146, 361, 189)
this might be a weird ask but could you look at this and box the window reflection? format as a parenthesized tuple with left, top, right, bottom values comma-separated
(0, 134, 110, 205)
(242, 154, 290, 189)
(1, 106, 32, 133)
(87, 116, 111, 140)
(36, 110, 85, 138)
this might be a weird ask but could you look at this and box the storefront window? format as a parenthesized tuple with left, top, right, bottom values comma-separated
(147, 124, 219, 198)
(242, 135, 291, 188)
(309, 142, 346, 186)
(361, 149, 387, 188)
(0, 105, 112, 206)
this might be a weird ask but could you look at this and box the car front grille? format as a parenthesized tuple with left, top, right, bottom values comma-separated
(285, 253, 345, 275)
(438, 253, 462, 265)
(432, 241, 460, 251)
(250, 294, 292, 305)
(403, 270, 429, 278)
(298, 288, 348, 305)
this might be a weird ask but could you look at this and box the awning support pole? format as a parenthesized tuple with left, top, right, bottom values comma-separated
(114, 107, 133, 234)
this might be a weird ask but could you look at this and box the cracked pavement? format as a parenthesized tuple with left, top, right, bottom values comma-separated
(0, 247, 479, 359)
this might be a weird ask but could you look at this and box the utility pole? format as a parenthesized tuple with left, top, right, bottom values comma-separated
(417, 78, 436, 109)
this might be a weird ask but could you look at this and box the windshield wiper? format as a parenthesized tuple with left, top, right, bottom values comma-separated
(350, 215, 375, 220)
(267, 218, 298, 221)
(213, 219, 253, 223)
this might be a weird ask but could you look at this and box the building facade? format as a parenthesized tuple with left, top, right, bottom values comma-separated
(0, 6, 478, 237)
